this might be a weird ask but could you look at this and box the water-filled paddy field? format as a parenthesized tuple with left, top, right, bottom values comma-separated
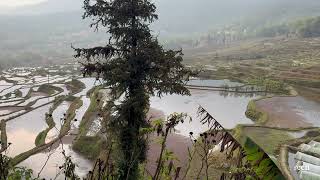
(1, 64, 320, 179)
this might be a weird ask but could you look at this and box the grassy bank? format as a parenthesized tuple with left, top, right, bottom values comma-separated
(10, 97, 83, 166)
(35, 130, 49, 146)
(0, 121, 7, 152)
(60, 97, 83, 135)
(14, 89, 22, 97)
(38, 84, 63, 95)
(34, 96, 66, 146)
(245, 99, 268, 124)
(231, 125, 248, 145)
(34, 113, 56, 146)
(0, 76, 17, 84)
(242, 127, 294, 156)
(66, 79, 86, 95)
(72, 136, 105, 160)
(72, 87, 105, 159)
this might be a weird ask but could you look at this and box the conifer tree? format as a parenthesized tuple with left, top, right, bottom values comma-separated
(74, 0, 194, 179)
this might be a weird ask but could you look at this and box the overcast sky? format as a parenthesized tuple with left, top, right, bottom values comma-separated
(0, 0, 46, 8)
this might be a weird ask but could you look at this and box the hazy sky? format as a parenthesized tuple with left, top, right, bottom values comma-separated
(0, 0, 46, 8)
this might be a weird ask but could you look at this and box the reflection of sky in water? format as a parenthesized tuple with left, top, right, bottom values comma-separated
(19, 95, 46, 106)
(0, 85, 22, 96)
(73, 96, 91, 129)
(75, 78, 97, 97)
(0, 110, 26, 120)
(53, 84, 70, 96)
(6, 101, 93, 178)
(289, 130, 308, 138)
(19, 87, 31, 97)
(0, 86, 9, 92)
(5, 129, 37, 157)
(2, 70, 95, 178)
(19, 143, 93, 180)
(73, 78, 96, 128)
(46, 101, 71, 142)
(0, 80, 13, 86)
(53, 101, 71, 127)
(288, 97, 320, 127)
(276, 106, 284, 113)
(150, 89, 259, 137)
(0, 109, 14, 114)
(31, 96, 56, 108)
(6, 104, 51, 156)
(6, 77, 320, 177)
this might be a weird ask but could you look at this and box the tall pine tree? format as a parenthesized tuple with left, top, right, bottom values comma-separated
(74, 0, 194, 179)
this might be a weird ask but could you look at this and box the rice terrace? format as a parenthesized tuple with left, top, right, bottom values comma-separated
(1, 0, 320, 179)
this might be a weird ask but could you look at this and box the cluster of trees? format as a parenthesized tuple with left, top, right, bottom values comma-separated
(255, 16, 320, 38)
(0, 0, 292, 179)
(72, 0, 195, 179)
(164, 15, 320, 50)
(1, 107, 284, 180)
(294, 16, 320, 37)
(164, 26, 248, 49)
(248, 77, 288, 94)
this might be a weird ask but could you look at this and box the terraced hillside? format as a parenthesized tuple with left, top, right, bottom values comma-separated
(182, 36, 320, 179)
(0, 64, 102, 179)
(1, 35, 320, 179)
(184, 36, 320, 101)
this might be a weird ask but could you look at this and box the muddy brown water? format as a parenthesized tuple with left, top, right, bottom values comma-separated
(6, 104, 52, 157)
(19, 136, 93, 179)
(150, 89, 259, 137)
(146, 108, 192, 176)
(0, 106, 25, 115)
(5, 78, 320, 179)
(256, 96, 320, 128)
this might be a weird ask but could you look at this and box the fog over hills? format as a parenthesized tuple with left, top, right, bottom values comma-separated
(1, 0, 320, 68)
(0, 0, 82, 14)
(3, 0, 320, 34)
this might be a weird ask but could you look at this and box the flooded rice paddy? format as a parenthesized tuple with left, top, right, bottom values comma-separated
(1, 65, 320, 179)
(256, 96, 320, 128)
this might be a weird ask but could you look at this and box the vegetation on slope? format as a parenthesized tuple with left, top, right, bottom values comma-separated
(0, 121, 7, 152)
(242, 138, 285, 179)
(65, 79, 86, 95)
(245, 99, 269, 124)
(13, 89, 22, 98)
(34, 95, 67, 146)
(256, 16, 320, 38)
(72, 87, 104, 159)
(3, 0, 320, 179)
(34, 113, 55, 147)
(10, 97, 82, 166)
(247, 77, 289, 94)
(37, 84, 63, 95)
(0, 77, 17, 84)
(243, 127, 294, 156)
(73, 136, 105, 160)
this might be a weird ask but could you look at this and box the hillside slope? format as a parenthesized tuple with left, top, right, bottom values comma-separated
(1, 0, 320, 68)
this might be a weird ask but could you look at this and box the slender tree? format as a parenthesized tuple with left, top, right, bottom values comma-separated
(73, 0, 194, 179)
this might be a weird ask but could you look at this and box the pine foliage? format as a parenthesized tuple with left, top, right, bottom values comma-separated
(73, 0, 194, 179)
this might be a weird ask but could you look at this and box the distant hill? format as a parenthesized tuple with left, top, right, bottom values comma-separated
(1, 0, 320, 68)
(1, 0, 82, 15)
(3, 0, 320, 36)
